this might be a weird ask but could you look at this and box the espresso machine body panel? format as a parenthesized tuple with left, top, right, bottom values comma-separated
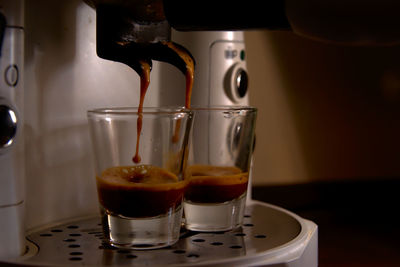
(22, 0, 169, 231)
(0, 0, 26, 259)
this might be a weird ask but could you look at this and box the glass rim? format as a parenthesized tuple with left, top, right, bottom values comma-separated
(188, 105, 257, 113)
(189, 105, 256, 110)
(87, 106, 192, 116)
(87, 106, 257, 118)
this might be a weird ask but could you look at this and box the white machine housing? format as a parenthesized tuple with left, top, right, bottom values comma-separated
(0, 0, 25, 259)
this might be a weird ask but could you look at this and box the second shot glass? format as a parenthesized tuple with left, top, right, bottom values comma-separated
(184, 106, 257, 232)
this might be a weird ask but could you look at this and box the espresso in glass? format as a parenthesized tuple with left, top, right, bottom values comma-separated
(185, 165, 248, 203)
(97, 165, 187, 218)
(88, 38, 195, 249)
(88, 107, 192, 249)
(183, 107, 257, 232)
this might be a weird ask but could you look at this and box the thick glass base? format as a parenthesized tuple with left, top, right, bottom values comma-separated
(183, 194, 246, 232)
(101, 206, 183, 250)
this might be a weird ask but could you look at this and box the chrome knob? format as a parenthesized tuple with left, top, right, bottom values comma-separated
(0, 104, 17, 148)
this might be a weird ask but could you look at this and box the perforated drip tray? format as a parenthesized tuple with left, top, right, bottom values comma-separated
(11, 201, 311, 266)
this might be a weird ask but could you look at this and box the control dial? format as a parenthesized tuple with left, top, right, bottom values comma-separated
(235, 67, 248, 98)
(224, 62, 249, 103)
(0, 104, 17, 148)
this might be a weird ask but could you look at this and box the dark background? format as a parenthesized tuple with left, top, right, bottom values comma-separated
(253, 178, 400, 267)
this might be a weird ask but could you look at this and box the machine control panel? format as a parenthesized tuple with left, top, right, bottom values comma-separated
(210, 40, 249, 105)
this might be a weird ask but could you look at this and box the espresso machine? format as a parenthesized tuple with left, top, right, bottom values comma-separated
(5, 0, 400, 265)
(0, 0, 317, 265)
(0, 0, 25, 259)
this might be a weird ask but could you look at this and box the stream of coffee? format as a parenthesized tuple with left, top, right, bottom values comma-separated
(162, 41, 195, 109)
(132, 60, 151, 163)
(132, 42, 195, 163)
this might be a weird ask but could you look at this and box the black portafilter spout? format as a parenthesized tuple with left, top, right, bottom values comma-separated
(95, 4, 155, 75)
(88, 1, 195, 77)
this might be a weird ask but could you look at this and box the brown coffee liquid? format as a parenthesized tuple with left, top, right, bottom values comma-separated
(162, 41, 194, 143)
(185, 165, 249, 203)
(133, 43, 194, 161)
(97, 165, 187, 218)
(161, 41, 195, 109)
(132, 60, 151, 163)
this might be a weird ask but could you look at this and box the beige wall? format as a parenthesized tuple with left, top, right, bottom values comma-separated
(245, 30, 400, 185)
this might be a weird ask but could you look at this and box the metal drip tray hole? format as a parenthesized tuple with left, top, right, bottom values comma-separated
(39, 233, 52, 237)
(18, 202, 303, 266)
(69, 252, 83, 256)
(173, 249, 186, 254)
(63, 238, 76, 242)
(69, 257, 83, 261)
(69, 233, 82, 237)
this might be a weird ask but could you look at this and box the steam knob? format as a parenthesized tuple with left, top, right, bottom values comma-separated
(0, 104, 17, 148)
(235, 68, 248, 98)
(224, 63, 249, 103)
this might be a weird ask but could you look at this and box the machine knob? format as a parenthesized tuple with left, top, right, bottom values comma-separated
(224, 63, 249, 103)
(0, 104, 17, 148)
(235, 68, 248, 98)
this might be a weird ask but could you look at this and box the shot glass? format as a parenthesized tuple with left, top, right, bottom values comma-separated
(88, 107, 193, 249)
(184, 106, 257, 232)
